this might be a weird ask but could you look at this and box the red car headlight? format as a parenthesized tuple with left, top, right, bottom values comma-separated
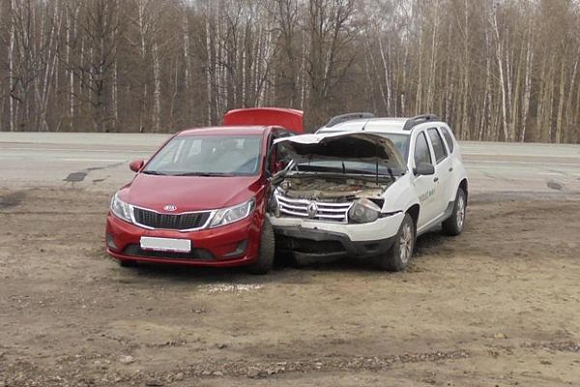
(110, 193, 134, 223)
(209, 198, 255, 228)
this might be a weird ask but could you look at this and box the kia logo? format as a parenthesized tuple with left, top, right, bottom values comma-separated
(164, 204, 177, 212)
(306, 202, 318, 218)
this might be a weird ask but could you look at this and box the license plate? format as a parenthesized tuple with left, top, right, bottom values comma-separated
(140, 237, 191, 253)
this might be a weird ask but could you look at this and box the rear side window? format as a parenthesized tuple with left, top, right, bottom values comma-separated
(441, 127, 455, 153)
(427, 128, 448, 163)
(414, 132, 432, 166)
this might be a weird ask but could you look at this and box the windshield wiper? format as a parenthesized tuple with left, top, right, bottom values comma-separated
(142, 170, 167, 176)
(173, 172, 235, 177)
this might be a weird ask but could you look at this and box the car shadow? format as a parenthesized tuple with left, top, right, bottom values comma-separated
(111, 252, 297, 285)
(414, 227, 447, 256)
(109, 230, 451, 283)
(119, 257, 370, 283)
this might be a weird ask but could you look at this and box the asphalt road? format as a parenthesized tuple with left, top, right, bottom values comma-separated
(1, 132, 579, 198)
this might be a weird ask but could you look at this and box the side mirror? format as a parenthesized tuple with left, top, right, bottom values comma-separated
(129, 159, 145, 172)
(413, 162, 435, 176)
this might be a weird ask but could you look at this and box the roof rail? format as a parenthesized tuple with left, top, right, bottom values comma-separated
(403, 114, 440, 131)
(325, 112, 375, 127)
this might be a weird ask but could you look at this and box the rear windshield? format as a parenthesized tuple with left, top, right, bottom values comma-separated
(143, 135, 263, 176)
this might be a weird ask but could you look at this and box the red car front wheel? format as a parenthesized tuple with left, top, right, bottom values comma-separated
(247, 218, 275, 275)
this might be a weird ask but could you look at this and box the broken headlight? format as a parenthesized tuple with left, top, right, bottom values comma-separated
(348, 198, 381, 224)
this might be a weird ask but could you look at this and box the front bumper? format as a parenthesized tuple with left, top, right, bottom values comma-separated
(105, 212, 261, 267)
(269, 213, 404, 261)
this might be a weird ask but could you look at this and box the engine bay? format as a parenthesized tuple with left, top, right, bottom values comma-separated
(275, 174, 392, 203)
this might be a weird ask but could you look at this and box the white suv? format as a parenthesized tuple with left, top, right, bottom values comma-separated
(268, 114, 468, 271)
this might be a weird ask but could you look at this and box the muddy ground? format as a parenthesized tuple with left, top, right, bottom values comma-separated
(1, 187, 579, 387)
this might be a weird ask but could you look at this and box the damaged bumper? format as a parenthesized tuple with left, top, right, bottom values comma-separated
(269, 213, 404, 262)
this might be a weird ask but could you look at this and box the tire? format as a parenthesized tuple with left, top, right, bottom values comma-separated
(247, 218, 275, 275)
(378, 213, 415, 272)
(442, 188, 467, 236)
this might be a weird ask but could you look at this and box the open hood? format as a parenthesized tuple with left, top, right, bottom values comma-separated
(274, 132, 407, 172)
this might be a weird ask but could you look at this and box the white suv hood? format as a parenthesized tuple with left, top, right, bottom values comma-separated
(275, 131, 407, 172)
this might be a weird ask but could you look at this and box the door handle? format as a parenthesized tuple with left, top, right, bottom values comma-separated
(449, 167, 453, 172)
(434, 177, 439, 182)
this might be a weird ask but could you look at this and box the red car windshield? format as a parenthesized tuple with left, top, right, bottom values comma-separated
(143, 135, 263, 176)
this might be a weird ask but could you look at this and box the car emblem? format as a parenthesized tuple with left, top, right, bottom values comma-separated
(164, 204, 177, 212)
(306, 202, 318, 218)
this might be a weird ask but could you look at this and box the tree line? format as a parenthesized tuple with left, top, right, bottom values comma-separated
(0, 0, 579, 143)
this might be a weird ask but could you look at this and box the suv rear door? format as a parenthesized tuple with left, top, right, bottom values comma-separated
(426, 127, 453, 216)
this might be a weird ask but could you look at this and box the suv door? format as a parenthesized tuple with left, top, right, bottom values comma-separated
(426, 127, 453, 216)
(411, 131, 439, 230)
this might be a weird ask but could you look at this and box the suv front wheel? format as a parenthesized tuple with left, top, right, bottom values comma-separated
(378, 213, 415, 272)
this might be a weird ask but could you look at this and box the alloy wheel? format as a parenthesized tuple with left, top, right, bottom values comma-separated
(399, 222, 413, 264)
(456, 195, 465, 230)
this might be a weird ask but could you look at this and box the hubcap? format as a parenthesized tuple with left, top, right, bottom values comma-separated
(456, 195, 465, 229)
(399, 222, 413, 264)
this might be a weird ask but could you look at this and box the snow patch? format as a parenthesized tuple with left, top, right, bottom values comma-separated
(199, 283, 264, 294)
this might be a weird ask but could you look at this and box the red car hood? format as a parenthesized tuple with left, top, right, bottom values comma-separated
(120, 174, 262, 212)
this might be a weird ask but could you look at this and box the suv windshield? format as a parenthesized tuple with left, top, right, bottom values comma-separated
(143, 135, 263, 176)
(382, 133, 410, 160)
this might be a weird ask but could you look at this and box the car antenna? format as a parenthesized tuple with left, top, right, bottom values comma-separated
(361, 118, 372, 131)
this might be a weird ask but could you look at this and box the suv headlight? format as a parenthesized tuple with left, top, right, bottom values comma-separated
(348, 198, 381, 224)
(209, 198, 255, 228)
(110, 193, 133, 223)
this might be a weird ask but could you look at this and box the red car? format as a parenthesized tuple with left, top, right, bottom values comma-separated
(106, 108, 302, 274)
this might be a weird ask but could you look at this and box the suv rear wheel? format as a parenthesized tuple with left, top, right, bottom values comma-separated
(442, 188, 466, 236)
(378, 213, 415, 272)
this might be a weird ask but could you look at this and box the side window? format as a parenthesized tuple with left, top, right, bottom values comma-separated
(277, 131, 295, 169)
(414, 132, 432, 166)
(268, 129, 289, 173)
(427, 128, 448, 163)
(277, 129, 294, 138)
(441, 127, 455, 153)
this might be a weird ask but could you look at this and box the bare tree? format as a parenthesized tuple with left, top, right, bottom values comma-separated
(305, 0, 357, 128)
(0, 0, 579, 142)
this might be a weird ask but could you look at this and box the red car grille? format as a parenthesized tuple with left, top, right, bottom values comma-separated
(133, 208, 211, 230)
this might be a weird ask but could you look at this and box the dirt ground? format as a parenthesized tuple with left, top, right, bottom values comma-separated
(1, 187, 579, 387)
